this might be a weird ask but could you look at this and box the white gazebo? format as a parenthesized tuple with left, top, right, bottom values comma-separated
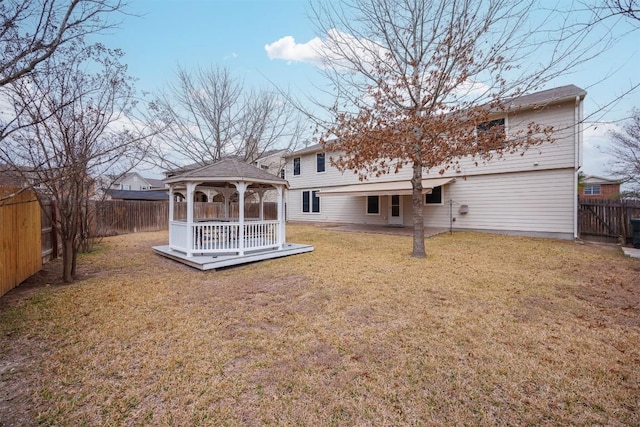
(152, 158, 313, 270)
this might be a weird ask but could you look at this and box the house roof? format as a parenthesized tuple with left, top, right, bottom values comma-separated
(163, 158, 289, 187)
(106, 189, 169, 201)
(146, 178, 165, 188)
(583, 175, 623, 185)
(504, 84, 586, 111)
(287, 143, 324, 157)
(318, 177, 455, 197)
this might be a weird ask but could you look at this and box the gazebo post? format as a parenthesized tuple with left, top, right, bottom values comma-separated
(277, 185, 285, 249)
(168, 185, 174, 222)
(186, 182, 197, 257)
(235, 181, 248, 256)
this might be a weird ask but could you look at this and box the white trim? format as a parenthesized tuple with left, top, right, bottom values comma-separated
(318, 177, 454, 197)
(388, 195, 403, 226)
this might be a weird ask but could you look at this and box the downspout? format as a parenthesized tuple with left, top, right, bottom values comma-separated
(573, 95, 582, 240)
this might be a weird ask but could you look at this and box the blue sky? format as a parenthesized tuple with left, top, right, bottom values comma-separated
(106, 0, 639, 178)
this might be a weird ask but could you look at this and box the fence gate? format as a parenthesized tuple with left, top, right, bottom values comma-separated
(578, 198, 640, 244)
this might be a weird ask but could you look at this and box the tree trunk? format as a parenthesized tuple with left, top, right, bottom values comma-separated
(62, 238, 74, 282)
(411, 162, 426, 258)
(71, 244, 78, 280)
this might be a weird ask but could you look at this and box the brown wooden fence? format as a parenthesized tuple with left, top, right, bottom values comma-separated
(578, 198, 640, 243)
(0, 186, 42, 297)
(90, 200, 278, 236)
(40, 199, 61, 262)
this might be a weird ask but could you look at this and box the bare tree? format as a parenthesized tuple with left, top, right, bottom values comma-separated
(0, 43, 148, 282)
(597, 0, 640, 23)
(0, 0, 127, 87)
(310, 0, 615, 257)
(608, 110, 640, 195)
(147, 65, 306, 170)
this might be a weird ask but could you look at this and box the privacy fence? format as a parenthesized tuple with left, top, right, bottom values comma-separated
(578, 198, 640, 244)
(0, 186, 42, 297)
(90, 200, 278, 236)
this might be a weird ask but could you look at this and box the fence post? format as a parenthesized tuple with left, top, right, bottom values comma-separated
(51, 200, 59, 259)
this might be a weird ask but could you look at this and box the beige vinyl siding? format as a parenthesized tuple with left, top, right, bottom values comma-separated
(285, 97, 580, 238)
(288, 169, 576, 238)
(287, 100, 579, 188)
(442, 101, 578, 178)
(287, 150, 415, 189)
(287, 190, 390, 224)
(423, 169, 575, 237)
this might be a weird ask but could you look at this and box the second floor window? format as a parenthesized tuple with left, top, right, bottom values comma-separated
(316, 153, 325, 173)
(293, 157, 301, 176)
(477, 118, 506, 150)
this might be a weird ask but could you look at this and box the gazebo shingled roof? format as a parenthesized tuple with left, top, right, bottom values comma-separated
(163, 158, 288, 187)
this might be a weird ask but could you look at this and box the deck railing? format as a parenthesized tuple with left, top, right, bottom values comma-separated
(170, 219, 280, 255)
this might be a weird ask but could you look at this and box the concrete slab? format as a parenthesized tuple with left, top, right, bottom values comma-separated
(622, 247, 640, 259)
(321, 223, 448, 238)
(152, 243, 314, 270)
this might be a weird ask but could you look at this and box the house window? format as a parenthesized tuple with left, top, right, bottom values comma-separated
(584, 185, 601, 195)
(366, 195, 380, 215)
(140, 186, 148, 190)
(293, 157, 301, 176)
(302, 190, 320, 213)
(260, 164, 269, 170)
(425, 186, 443, 205)
(121, 184, 131, 190)
(280, 168, 285, 179)
(316, 153, 325, 173)
(477, 118, 506, 149)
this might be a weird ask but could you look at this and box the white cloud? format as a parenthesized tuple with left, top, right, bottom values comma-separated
(264, 35, 325, 64)
(265, 29, 386, 69)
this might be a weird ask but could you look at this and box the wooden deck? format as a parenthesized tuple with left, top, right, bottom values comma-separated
(152, 243, 314, 270)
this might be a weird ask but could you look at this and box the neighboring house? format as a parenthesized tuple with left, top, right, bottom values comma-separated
(0, 164, 48, 191)
(110, 172, 165, 191)
(102, 172, 167, 201)
(251, 149, 289, 180)
(285, 84, 586, 240)
(579, 175, 621, 199)
(0, 164, 96, 196)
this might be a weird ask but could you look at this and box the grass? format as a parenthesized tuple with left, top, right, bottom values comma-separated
(1, 224, 639, 426)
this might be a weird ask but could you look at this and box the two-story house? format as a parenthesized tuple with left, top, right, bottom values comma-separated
(579, 175, 622, 199)
(285, 84, 586, 240)
(105, 172, 168, 201)
(110, 172, 165, 191)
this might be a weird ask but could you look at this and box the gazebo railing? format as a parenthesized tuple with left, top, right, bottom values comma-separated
(170, 219, 280, 255)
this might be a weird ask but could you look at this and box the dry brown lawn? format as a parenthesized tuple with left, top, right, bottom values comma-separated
(1, 224, 639, 426)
